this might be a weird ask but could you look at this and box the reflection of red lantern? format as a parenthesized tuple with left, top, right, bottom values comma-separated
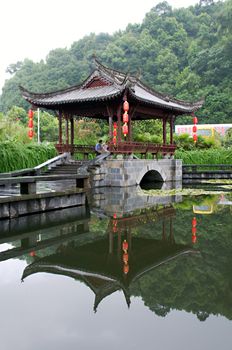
(113, 226, 117, 233)
(192, 226, 197, 235)
(123, 111, 129, 123)
(123, 253, 129, 264)
(113, 213, 117, 219)
(192, 217, 197, 227)
(28, 119, 33, 128)
(122, 240, 128, 252)
(123, 264, 129, 274)
(122, 123, 128, 137)
(29, 251, 36, 257)
(192, 235, 197, 244)
(193, 134, 198, 142)
(193, 116, 198, 124)
(28, 109, 34, 118)
(192, 125, 197, 133)
(123, 101, 129, 112)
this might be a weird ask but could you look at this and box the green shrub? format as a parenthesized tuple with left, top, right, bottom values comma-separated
(0, 142, 57, 173)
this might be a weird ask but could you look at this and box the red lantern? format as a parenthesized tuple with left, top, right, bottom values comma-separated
(123, 111, 129, 123)
(193, 134, 198, 142)
(113, 136, 117, 144)
(192, 125, 197, 133)
(192, 226, 197, 235)
(123, 253, 129, 264)
(28, 129, 34, 138)
(193, 116, 198, 124)
(122, 123, 128, 137)
(123, 101, 129, 112)
(192, 217, 197, 227)
(113, 122, 117, 129)
(123, 264, 129, 274)
(28, 119, 33, 128)
(113, 130, 117, 137)
(28, 109, 34, 118)
(122, 240, 129, 252)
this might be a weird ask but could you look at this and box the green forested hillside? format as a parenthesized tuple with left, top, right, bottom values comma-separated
(1, 0, 232, 124)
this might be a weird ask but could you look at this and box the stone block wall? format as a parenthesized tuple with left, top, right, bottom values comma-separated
(89, 159, 182, 187)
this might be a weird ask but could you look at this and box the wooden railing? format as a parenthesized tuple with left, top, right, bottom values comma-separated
(55, 142, 176, 157)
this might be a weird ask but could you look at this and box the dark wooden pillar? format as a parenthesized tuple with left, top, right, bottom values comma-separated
(117, 104, 122, 142)
(162, 220, 166, 241)
(70, 117, 74, 150)
(65, 116, 69, 146)
(109, 229, 113, 254)
(169, 217, 174, 243)
(128, 114, 132, 141)
(163, 117, 167, 145)
(170, 116, 174, 144)
(117, 229, 122, 261)
(107, 106, 113, 141)
(58, 111, 63, 144)
(127, 228, 132, 253)
(109, 115, 113, 140)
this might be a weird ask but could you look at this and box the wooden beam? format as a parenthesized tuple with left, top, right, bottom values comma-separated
(133, 105, 171, 119)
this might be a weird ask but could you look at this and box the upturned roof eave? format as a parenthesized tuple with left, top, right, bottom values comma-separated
(128, 86, 204, 114)
(22, 88, 124, 108)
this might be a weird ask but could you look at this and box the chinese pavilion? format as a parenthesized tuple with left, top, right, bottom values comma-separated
(20, 58, 203, 157)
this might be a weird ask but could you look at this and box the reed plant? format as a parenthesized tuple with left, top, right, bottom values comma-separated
(0, 141, 57, 173)
(175, 148, 232, 165)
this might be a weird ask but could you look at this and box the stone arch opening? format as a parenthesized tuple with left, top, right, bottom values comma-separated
(140, 170, 164, 190)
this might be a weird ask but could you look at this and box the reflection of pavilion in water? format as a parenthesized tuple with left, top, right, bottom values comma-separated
(21, 200, 195, 312)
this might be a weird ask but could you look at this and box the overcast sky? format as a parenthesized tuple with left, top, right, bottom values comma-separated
(0, 0, 199, 91)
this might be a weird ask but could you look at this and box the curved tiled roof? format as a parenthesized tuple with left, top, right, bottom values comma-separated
(20, 59, 204, 114)
(21, 83, 123, 106)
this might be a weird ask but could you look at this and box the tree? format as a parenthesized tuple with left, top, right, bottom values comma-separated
(1, 0, 232, 124)
(6, 61, 23, 75)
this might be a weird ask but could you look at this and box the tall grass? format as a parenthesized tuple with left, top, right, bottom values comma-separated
(175, 148, 232, 164)
(0, 142, 57, 173)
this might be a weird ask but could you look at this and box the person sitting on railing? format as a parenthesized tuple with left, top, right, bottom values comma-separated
(102, 141, 109, 152)
(95, 140, 103, 155)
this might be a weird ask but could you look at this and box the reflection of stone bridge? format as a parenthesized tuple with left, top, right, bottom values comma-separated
(90, 185, 182, 216)
(0, 187, 180, 262)
(0, 206, 90, 262)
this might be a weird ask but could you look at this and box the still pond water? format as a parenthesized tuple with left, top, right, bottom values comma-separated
(0, 186, 231, 350)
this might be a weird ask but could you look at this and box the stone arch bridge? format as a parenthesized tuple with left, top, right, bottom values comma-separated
(90, 158, 182, 187)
